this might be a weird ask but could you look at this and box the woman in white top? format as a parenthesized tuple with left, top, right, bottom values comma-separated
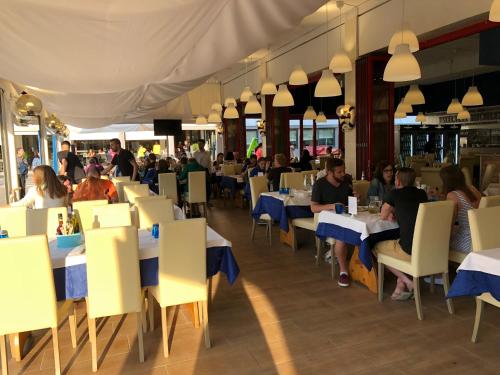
(11, 165, 67, 209)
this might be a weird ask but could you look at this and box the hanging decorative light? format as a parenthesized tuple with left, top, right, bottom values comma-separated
(383, 44, 421, 82)
(289, 65, 308, 85)
(273, 84, 294, 107)
(239, 86, 253, 102)
(447, 98, 464, 114)
(224, 97, 237, 107)
(329, 1, 352, 73)
(244, 95, 263, 114)
(223, 102, 239, 119)
(207, 109, 222, 123)
(416, 112, 426, 123)
(316, 111, 327, 123)
(394, 112, 407, 119)
(396, 99, 413, 114)
(195, 114, 208, 125)
(16, 91, 43, 115)
(490, 0, 500, 21)
(461, 86, 483, 106)
(303, 106, 317, 120)
(388, 30, 419, 54)
(457, 109, 471, 121)
(211, 102, 223, 113)
(405, 84, 425, 105)
(261, 78, 277, 95)
(315, 70, 342, 97)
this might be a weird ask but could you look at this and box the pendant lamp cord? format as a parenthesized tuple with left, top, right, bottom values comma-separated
(401, 0, 405, 44)
(325, 1, 329, 65)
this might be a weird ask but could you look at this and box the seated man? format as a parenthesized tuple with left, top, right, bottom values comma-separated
(376, 167, 428, 300)
(267, 153, 292, 192)
(310, 158, 353, 287)
(73, 166, 118, 203)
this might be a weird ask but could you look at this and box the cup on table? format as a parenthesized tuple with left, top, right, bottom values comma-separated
(152, 223, 159, 239)
(279, 187, 290, 195)
(335, 203, 345, 214)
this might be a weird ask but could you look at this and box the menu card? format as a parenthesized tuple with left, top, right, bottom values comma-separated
(348, 196, 357, 216)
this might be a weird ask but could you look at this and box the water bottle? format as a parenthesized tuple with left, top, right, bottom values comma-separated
(0, 229, 9, 238)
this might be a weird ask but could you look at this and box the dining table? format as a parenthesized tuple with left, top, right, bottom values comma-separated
(220, 174, 245, 199)
(316, 209, 400, 293)
(252, 191, 313, 246)
(447, 248, 500, 301)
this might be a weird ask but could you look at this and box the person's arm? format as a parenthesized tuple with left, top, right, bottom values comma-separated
(310, 201, 336, 213)
(380, 202, 396, 221)
(10, 187, 36, 208)
(59, 158, 68, 176)
(129, 158, 139, 181)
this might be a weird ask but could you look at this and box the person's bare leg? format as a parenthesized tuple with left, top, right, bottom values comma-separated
(386, 265, 413, 294)
(335, 240, 348, 274)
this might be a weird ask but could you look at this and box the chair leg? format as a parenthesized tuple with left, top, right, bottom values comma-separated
(378, 262, 384, 303)
(68, 302, 77, 348)
(201, 301, 211, 349)
(268, 222, 272, 247)
(192, 302, 200, 328)
(471, 297, 484, 343)
(51, 328, 61, 375)
(161, 307, 169, 358)
(315, 238, 321, 266)
(250, 220, 256, 240)
(142, 296, 148, 333)
(136, 313, 144, 363)
(88, 318, 98, 372)
(148, 295, 155, 332)
(291, 225, 297, 252)
(1, 335, 8, 375)
(442, 272, 454, 315)
(413, 277, 423, 320)
(330, 243, 336, 280)
(429, 275, 435, 293)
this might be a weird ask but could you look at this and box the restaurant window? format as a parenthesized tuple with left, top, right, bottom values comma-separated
(316, 120, 339, 155)
(289, 119, 300, 160)
(303, 119, 314, 156)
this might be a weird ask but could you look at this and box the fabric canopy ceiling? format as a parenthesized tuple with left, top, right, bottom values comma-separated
(0, 0, 324, 128)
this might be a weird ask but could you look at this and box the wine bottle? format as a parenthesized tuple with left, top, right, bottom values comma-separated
(56, 213, 64, 235)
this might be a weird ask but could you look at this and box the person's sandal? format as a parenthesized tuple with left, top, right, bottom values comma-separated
(391, 291, 413, 301)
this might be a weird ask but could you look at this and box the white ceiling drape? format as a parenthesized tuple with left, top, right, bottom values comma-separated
(0, 0, 324, 128)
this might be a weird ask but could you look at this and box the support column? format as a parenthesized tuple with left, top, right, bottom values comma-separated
(1, 89, 19, 200)
(39, 115, 49, 165)
(343, 7, 358, 177)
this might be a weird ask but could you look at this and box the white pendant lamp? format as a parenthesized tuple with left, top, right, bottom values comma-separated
(316, 111, 327, 123)
(447, 98, 464, 114)
(416, 112, 426, 123)
(457, 109, 471, 121)
(394, 112, 407, 119)
(195, 115, 208, 125)
(289, 65, 308, 85)
(211, 102, 223, 113)
(490, 0, 500, 21)
(388, 30, 419, 54)
(240, 86, 253, 102)
(314, 70, 342, 97)
(383, 44, 421, 82)
(461, 86, 483, 106)
(273, 84, 294, 107)
(261, 79, 277, 95)
(396, 99, 413, 114)
(223, 102, 239, 119)
(244, 95, 262, 114)
(207, 109, 222, 123)
(405, 84, 425, 105)
(303, 106, 317, 120)
(329, 51, 352, 73)
(224, 97, 237, 107)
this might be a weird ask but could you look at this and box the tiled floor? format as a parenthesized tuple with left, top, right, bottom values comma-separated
(4, 201, 500, 374)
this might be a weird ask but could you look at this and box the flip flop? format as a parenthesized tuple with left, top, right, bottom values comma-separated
(391, 291, 413, 301)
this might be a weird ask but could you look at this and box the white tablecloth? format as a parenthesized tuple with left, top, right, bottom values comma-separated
(317, 210, 399, 242)
(261, 191, 312, 207)
(484, 183, 500, 196)
(457, 248, 500, 277)
(49, 226, 231, 270)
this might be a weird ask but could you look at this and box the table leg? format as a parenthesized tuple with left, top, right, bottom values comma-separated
(8, 332, 30, 361)
(348, 246, 378, 294)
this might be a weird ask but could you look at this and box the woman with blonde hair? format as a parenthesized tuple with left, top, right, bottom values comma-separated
(11, 165, 67, 208)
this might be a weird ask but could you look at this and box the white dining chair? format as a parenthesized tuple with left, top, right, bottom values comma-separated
(468, 206, 500, 342)
(249, 176, 272, 246)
